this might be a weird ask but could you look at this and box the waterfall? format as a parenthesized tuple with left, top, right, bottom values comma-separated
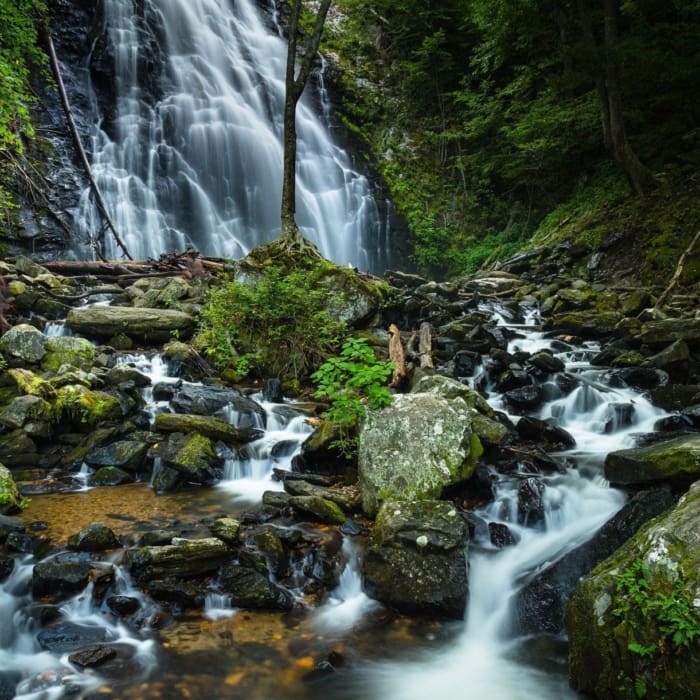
(74, 0, 395, 273)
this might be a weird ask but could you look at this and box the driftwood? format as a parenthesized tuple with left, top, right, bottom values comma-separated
(40, 252, 224, 281)
(418, 322, 434, 369)
(654, 229, 700, 309)
(388, 323, 408, 387)
(43, 28, 132, 261)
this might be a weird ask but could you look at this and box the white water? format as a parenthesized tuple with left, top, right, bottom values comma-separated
(75, 0, 394, 272)
(340, 305, 669, 700)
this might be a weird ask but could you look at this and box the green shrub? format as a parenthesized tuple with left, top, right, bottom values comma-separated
(312, 337, 394, 453)
(194, 266, 346, 381)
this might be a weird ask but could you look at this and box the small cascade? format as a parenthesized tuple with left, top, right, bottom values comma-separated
(313, 537, 379, 635)
(75, 0, 396, 273)
(218, 399, 313, 502)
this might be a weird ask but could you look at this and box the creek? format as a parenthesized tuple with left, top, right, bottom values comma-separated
(0, 300, 670, 699)
(72, 0, 398, 273)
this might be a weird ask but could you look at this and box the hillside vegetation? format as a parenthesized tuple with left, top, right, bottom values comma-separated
(327, 0, 700, 282)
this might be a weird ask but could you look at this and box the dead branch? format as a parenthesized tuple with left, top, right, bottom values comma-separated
(418, 322, 434, 369)
(388, 323, 408, 387)
(654, 229, 700, 309)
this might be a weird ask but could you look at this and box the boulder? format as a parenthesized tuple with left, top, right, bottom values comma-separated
(516, 487, 675, 635)
(84, 440, 150, 473)
(32, 559, 94, 600)
(639, 318, 700, 349)
(0, 395, 51, 430)
(218, 563, 295, 611)
(90, 466, 133, 487)
(0, 324, 46, 363)
(0, 430, 37, 468)
(41, 336, 95, 372)
(37, 622, 110, 652)
(362, 500, 468, 619)
(288, 495, 347, 524)
(208, 517, 241, 545)
(124, 537, 231, 581)
(67, 522, 121, 552)
(155, 432, 223, 485)
(0, 463, 27, 515)
(66, 306, 195, 342)
(605, 435, 700, 486)
(543, 311, 623, 338)
(154, 412, 262, 444)
(54, 385, 123, 427)
(566, 481, 700, 699)
(358, 392, 483, 516)
(170, 384, 265, 427)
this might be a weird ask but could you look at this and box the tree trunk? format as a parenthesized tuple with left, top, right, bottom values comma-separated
(576, 0, 655, 195)
(602, 0, 655, 195)
(279, 0, 333, 249)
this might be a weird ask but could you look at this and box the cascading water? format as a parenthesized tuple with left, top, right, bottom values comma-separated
(75, 0, 395, 273)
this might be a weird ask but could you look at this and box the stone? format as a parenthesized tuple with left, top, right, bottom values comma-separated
(566, 481, 700, 700)
(67, 522, 121, 551)
(41, 336, 95, 372)
(54, 385, 123, 427)
(517, 477, 545, 527)
(218, 564, 295, 610)
(358, 392, 483, 516)
(209, 517, 241, 545)
(32, 560, 94, 600)
(489, 522, 517, 548)
(639, 318, 700, 349)
(288, 495, 347, 524)
(69, 645, 117, 669)
(0, 324, 46, 363)
(604, 435, 700, 486)
(0, 430, 37, 468)
(515, 415, 576, 449)
(0, 395, 51, 430)
(411, 373, 493, 415)
(543, 311, 623, 338)
(37, 622, 109, 652)
(85, 440, 150, 473)
(170, 384, 265, 427)
(124, 537, 231, 581)
(154, 431, 223, 484)
(66, 306, 195, 342)
(90, 466, 133, 486)
(362, 500, 468, 619)
(0, 463, 27, 515)
(283, 479, 359, 513)
(527, 351, 566, 374)
(154, 412, 262, 443)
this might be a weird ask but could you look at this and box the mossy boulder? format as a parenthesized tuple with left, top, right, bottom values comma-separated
(132, 276, 193, 309)
(566, 480, 700, 700)
(124, 537, 232, 581)
(0, 463, 28, 515)
(358, 392, 483, 517)
(0, 430, 37, 468)
(0, 324, 47, 363)
(156, 431, 223, 485)
(218, 563, 295, 611)
(90, 466, 133, 486)
(154, 412, 263, 444)
(604, 435, 700, 487)
(411, 373, 493, 416)
(362, 499, 468, 619)
(84, 440, 150, 473)
(639, 319, 700, 349)
(288, 495, 347, 524)
(41, 336, 95, 373)
(209, 517, 241, 545)
(54, 385, 123, 428)
(0, 395, 52, 430)
(543, 310, 623, 338)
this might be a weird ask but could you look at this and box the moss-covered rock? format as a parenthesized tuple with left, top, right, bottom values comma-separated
(0, 463, 28, 514)
(639, 319, 700, 349)
(604, 435, 700, 487)
(358, 392, 483, 516)
(288, 495, 347, 524)
(90, 466, 133, 486)
(566, 480, 700, 700)
(41, 336, 95, 373)
(0, 324, 46, 363)
(0, 395, 52, 430)
(67, 522, 121, 551)
(0, 430, 37, 468)
(154, 412, 262, 444)
(208, 517, 241, 545)
(543, 310, 624, 338)
(155, 431, 223, 485)
(53, 385, 123, 428)
(84, 440, 150, 473)
(362, 499, 468, 619)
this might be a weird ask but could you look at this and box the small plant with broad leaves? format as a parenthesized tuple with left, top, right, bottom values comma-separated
(311, 336, 394, 454)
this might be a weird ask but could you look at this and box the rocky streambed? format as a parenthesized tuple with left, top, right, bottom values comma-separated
(0, 252, 699, 699)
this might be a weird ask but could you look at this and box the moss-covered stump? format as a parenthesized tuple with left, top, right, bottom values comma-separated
(605, 435, 700, 487)
(566, 480, 700, 700)
(154, 412, 263, 444)
(358, 389, 483, 517)
(0, 463, 28, 515)
(362, 499, 468, 619)
(124, 537, 232, 581)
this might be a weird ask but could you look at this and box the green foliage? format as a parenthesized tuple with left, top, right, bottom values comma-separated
(612, 558, 700, 696)
(311, 337, 394, 453)
(331, 0, 700, 278)
(194, 267, 345, 381)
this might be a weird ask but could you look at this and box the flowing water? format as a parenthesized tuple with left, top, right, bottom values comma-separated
(74, 0, 396, 273)
(2, 302, 671, 698)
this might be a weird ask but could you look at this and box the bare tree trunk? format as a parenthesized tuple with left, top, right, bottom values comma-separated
(279, 0, 333, 249)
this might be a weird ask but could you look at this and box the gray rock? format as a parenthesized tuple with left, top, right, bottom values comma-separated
(0, 324, 46, 363)
(67, 522, 121, 551)
(358, 392, 483, 516)
(218, 564, 294, 610)
(362, 499, 468, 619)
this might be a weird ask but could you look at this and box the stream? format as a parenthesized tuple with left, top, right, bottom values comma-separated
(0, 301, 670, 699)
